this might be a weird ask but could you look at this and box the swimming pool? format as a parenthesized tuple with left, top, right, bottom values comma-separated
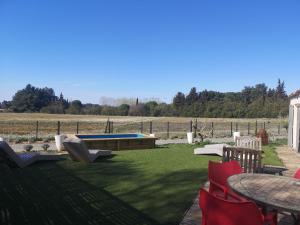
(76, 134, 145, 139)
(76, 133, 156, 151)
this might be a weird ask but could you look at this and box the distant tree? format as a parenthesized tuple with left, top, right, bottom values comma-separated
(173, 92, 185, 109)
(241, 86, 252, 104)
(144, 101, 158, 116)
(11, 84, 56, 112)
(153, 103, 176, 116)
(40, 102, 65, 114)
(3, 80, 289, 118)
(254, 83, 268, 106)
(66, 100, 82, 114)
(101, 105, 119, 115)
(0, 101, 11, 109)
(118, 104, 130, 116)
(186, 87, 198, 105)
(128, 104, 147, 116)
(59, 92, 64, 102)
(276, 79, 287, 99)
(82, 104, 102, 115)
(267, 88, 276, 99)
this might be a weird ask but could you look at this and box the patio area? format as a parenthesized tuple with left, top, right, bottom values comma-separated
(180, 144, 300, 225)
(0, 141, 299, 225)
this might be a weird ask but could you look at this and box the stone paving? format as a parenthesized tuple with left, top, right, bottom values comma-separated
(276, 146, 300, 177)
(180, 145, 300, 225)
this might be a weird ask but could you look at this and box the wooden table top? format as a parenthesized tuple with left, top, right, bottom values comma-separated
(228, 173, 300, 214)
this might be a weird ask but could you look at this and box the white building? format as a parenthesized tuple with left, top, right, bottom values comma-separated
(288, 91, 300, 152)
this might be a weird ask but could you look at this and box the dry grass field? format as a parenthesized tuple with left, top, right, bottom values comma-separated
(0, 113, 288, 123)
(0, 113, 288, 141)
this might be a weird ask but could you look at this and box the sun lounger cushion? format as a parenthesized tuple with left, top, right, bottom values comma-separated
(63, 138, 112, 163)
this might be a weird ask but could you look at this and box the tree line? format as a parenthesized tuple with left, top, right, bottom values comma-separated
(0, 80, 289, 118)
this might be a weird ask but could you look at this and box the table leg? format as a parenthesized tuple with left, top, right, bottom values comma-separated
(291, 213, 299, 225)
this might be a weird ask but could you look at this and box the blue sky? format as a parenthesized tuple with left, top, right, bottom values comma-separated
(1, 0, 300, 103)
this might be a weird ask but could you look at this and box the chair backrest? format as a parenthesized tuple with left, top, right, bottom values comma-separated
(208, 160, 243, 187)
(63, 138, 91, 163)
(235, 136, 262, 151)
(0, 141, 23, 167)
(294, 168, 300, 179)
(223, 147, 262, 173)
(199, 188, 263, 225)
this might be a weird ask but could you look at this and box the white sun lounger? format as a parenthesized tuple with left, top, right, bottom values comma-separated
(193, 144, 229, 156)
(0, 141, 63, 168)
(63, 138, 112, 163)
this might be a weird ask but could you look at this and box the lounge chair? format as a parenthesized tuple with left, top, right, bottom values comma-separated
(63, 138, 112, 163)
(194, 144, 228, 156)
(0, 141, 63, 168)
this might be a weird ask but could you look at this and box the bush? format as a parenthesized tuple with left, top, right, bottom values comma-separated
(23, 144, 33, 152)
(41, 143, 50, 151)
(14, 138, 22, 144)
(43, 137, 50, 143)
(27, 137, 36, 143)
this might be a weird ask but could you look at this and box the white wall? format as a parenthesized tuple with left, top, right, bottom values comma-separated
(290, 96, 300, 152)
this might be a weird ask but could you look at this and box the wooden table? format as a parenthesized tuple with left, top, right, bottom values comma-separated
(228, 174, 300, 219)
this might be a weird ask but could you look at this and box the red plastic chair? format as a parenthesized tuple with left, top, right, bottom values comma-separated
(199, 188, 277, 225)
(208, 160, 244, 201)
(208, 160, 278, 224)
(294, 168, 300, 179)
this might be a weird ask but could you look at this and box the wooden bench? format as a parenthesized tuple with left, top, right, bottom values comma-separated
(223, 147, 287, 175)
(223, 147, 262, 173)
(235, 136, 262, 151)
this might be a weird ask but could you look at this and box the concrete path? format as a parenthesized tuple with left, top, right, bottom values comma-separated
(276, 145, 300, 177)
(180, 145, 300, 225)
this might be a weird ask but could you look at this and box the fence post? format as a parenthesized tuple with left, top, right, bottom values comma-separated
(189, 120, 193, 132)
(255, 120, 258, 135)
(110, 121, 114, 133)
(278, 123, 281, 135)
(211, 122, 214, 137)
(35, 121, 39, 140)
(263, 122, 266, 130)
(230, 122, 233, 136)
(107, 121, 110, 133)
(149, 121, 153, 134)
(167, 122, 170, 139)
(248, 122, 250, 135)
(235, 123, 238, 132)
(57, 121, 60, 135)
(193, 119, 198, 138)
(76, 122, 79, 134)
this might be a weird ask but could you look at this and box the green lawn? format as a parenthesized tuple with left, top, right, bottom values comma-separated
(262, 139, 285, 166)
(0, 142, 283, 225)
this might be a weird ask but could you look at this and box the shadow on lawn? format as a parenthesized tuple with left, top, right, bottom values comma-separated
(56, 154, 209, 225)
(0, 161, 161, 225)
(118, 169, 208, 225)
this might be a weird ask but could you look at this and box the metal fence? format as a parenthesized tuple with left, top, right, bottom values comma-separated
(0, 120, 288, 141)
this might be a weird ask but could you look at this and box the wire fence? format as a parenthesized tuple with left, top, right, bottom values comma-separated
(0, 120, 288, 142)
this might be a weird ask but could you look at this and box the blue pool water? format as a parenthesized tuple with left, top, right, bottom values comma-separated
(76, 134, 145, 139)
